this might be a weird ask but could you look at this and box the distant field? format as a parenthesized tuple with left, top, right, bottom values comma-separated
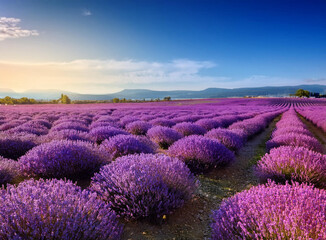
(0, 98, 325, 239)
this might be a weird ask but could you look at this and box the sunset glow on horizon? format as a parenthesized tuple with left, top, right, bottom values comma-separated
(1, 0, 326, 94)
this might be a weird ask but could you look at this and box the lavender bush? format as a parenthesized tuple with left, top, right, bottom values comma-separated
(90, 153, 198, 220)
(0, 156, 20, 185)
(19, 140, 110, 179)
(266, 133, 323, 153)
(172, 122, 207, 136)
(89, 126, 129, 144)
(147, 126, 182, 149)
(0, 179, 122, 239)
(205, 128, 244, 151)
(100, 134, 154, 159)
(168, 135, 235, 172)
(0, 135, 37, 160)
(256, 146, 326, 187)
(211, 181, 326, 239)
(125, 121, 152, 135)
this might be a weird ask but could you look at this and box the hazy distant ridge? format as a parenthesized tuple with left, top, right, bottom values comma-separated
(1, 85, 326, 100)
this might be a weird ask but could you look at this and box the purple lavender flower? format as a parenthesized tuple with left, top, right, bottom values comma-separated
(90, 153, 198, 220)
(266, 133, 323, 153)
(211, 181, 326, 239)
(42, 129, 92, 142)
(125, 121, 152, 135)
(19, 140, 111, 179)
(173, 122, 207, 136)
(147, 126, 182, 149)
(205, 128, 244, 151)
(168, 135, 235, 172)
(0, 178, 122, 239)
(195, 118, 221, 131)
(0, 156, 20, 185)
(51, 122, 89, 132)
(100, 134, 154, 159)
(0, 135, 37, 160)
(149, 118, 176, 127)
(256, 146, 326, 187)
(89, 126, 129, 144)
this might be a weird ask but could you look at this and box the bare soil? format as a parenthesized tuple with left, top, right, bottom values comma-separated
(121, 117, 280, 240)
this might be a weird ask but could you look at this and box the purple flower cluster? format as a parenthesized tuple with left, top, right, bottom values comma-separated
(147, 126, 182, 149)
(19, 140, 110, 179)
(205, 128, 244, 151)
(172, 122, 207, 136)
(125, 120, 152, 135)
(89, 126, 129, 144)
(90, 154, 198, 220)
(211, 181, 326, 239)
(256, 146, 326, 187)
(0, 156, 20, 185)
(100, 134, 154, 159)
(42, 129, 92, 142)
(0, 135, 37, 160)
(51, 122, 89, 132)
(195, 119, 221, 131)
(168, 135, 235, 172)
(266, 132, 323, 153)
(0, 179, 122, 239)
(266, 109, 323, 153)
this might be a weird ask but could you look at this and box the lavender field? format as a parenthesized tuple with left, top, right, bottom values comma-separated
(0, 98, 326, 239)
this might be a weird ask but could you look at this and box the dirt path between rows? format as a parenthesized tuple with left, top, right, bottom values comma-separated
(297, 114, 326, 154)
(121, 116, 280, 240)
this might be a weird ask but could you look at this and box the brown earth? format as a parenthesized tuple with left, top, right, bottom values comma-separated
(121, 116, 280, 240)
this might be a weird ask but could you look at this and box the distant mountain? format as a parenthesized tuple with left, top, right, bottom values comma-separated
(0, 85, 326, 100)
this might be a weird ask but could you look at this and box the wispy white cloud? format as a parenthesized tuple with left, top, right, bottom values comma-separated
(82, 9, 92, 16)
(0, 17, 38, 41)
(0, 59, 226, 93)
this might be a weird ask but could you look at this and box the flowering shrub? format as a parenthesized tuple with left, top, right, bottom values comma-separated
(149, 118, 176, 127)
(205, 128, 243, 151)
(168, 135, 235, 172)
(0, 157, 20, 185)
(19, 140, 110, 179)
(211, 181, 326, 240)
(100, 134, 154, 159)
(89, 126, 129, 144)
(147, 126, 182, 149)
(271, 126, 313, 138)
(0, 179, 122, 239)
(173, 122, 206, 136)
(195, 119, 221, 131)
(51, 122, 89, 132)
(42, 129, 92, 142)
(90, 154, 198, 220)
(256, 146, 326, 187)
(0, 135, 37, 160)
(125, 121, 152, 135)
(266, 133, 323, 153)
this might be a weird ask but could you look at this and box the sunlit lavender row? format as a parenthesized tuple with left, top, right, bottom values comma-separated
(0, 98, 325, 239)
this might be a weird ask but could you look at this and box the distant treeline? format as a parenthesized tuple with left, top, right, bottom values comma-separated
(289, 89, 326, 98)
(0, 95, 172, 105)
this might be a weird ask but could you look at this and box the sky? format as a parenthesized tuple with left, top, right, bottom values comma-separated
(0, 0, 326, 94)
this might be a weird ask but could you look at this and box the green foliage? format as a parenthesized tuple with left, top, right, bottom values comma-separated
(294, 89, 310, 98)
(163, 96, 171, 101)
(59, 94, 71, 104)
(0, 96, 37, 105)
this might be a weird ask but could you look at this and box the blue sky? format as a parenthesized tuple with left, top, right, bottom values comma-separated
(0, 0, 325, 93)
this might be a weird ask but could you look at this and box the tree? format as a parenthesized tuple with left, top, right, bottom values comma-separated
(112, 98, 120, 103)
(59, 94, 71, 104)
(295, 89, 310, 98)
(163, 96, 171, 101)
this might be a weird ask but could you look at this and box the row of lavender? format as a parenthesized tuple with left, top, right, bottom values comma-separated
(211, 107, 326, 239)
(0, 100, 285, 239)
